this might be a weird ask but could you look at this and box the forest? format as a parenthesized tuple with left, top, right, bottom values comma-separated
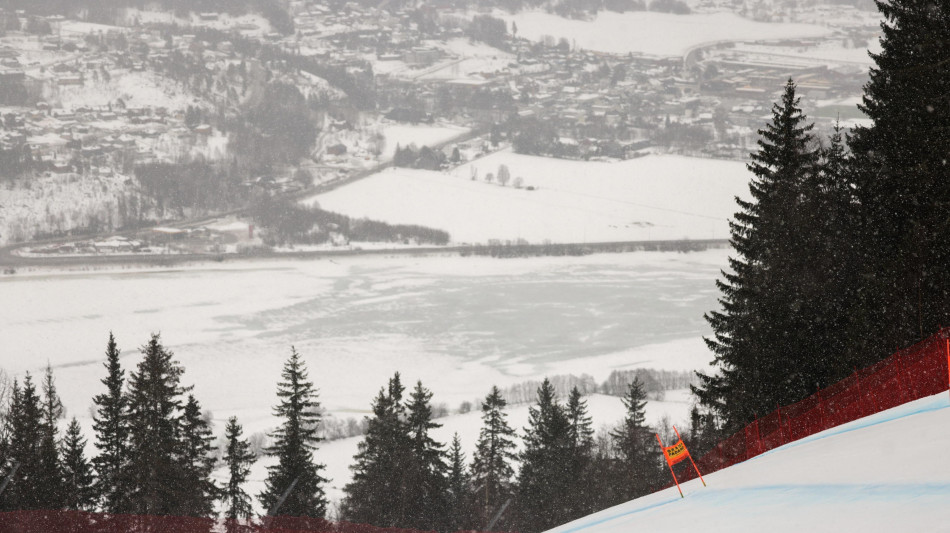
(0, 333, 698, 533)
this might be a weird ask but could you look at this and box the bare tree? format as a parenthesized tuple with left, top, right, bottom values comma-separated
(497, 164, 511, 186)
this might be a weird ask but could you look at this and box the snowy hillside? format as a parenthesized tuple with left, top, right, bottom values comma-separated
(547, 392, 950, 533)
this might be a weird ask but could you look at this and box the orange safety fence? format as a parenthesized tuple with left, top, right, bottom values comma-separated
(674, 328, 950, 485)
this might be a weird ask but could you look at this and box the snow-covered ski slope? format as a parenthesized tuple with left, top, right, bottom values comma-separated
(549, 392, 950, 533)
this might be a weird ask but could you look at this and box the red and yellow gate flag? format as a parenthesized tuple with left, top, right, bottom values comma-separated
(656, 427, 707, 498)
(663, 439, 689, 466)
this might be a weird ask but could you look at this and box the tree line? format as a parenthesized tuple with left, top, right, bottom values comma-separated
(695, 0, 950, 437)
(0, 334, 703, 533)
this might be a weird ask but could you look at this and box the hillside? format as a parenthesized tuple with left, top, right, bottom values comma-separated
(547, 391, 950, 533)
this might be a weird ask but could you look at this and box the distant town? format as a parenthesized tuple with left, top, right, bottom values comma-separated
(0, 0, 881, 258)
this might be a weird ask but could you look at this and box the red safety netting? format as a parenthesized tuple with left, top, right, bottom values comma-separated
(677, 328, 950, 485)
(0, 510, 497, 533)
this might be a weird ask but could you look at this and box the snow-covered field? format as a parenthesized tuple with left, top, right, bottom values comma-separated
(732, 38, 882, 67)
(0, 249, 729, 507)
(551, 391, 950, 532)
(497, 11, 831, 57)
(307, 152, 751, 243)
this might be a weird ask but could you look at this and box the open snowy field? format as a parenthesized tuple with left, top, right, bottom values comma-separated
(307, 152, 751, 243)
(496, 11, 831, 57)
(0, 249, 729, 508)
(550, 391, 950, 532)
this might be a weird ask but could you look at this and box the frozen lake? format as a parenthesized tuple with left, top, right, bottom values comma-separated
(0, 249, 728, 437)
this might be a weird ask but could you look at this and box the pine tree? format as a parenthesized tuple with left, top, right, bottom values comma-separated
(92, 332, 130, 513)
(402, 381, 448, 530)
(446, 433, 472, 531)
(610, 378, 659, 501)
(258, 347, 328, 518)
(36, 364, 65, 509)
(61, 418, 96, 511)
(342, 373, 410, 527)
(179, 395, 217, 518)
(2, 376, 43, 510)
(470, 385, 517, 530)
(695, 79, 821, 432)
(516, 378, 572, 533)
(124, 333, 189, 516)
(222, 416, 256, 528)
(564, 388, 595, 520)
(849, 0, 950, 354)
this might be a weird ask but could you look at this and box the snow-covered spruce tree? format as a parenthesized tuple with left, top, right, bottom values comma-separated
(849, 0, 950, 355)
(178, 394, 218, 518)
(123, 333, 189, 516)
(342, 373, 411, 527)
(402, 381, 449, 531)
(515, 378, 572, 533)
(92, 332, 130, 513)
(609, 377, 660, 501)
(258, 347, 328, 518)
(446, 433, 473, 532)
(36, 364, 65, 509)
(695, 79, 821, 432)
(221, 416, 256, 529)
(470, 385, 517, 530)
(61, 418, 97, 511)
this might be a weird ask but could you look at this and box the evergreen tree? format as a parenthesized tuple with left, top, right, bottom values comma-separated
(446, 433, 473, 531)
(92, 332, 130, 513)
(36, 364, 65, 509)
(123, 333, 188, 516)
(515, 378, 572, 533)
(609, 378, 659, 501)
(564, 388, 595, 520)
(695, 79, 822, 432)
(2, 376, 42, 510)
(61, 418, 96, 511)
(849, 0, 950, 354)
(221, 416, 256, 527)
(402, 380, 448, 531)
(342, 373, 410, 527)
(258, 347, 328, 518)
(470, 385, 517, 530)
(178, 395, 217, 518)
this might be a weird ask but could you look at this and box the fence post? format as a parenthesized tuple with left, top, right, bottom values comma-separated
(945, 338, 949, 402)
(776, 404, 786, 444)
(817, 390, 826, 431)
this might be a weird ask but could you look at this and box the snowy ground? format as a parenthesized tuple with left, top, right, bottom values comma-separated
(731, 38, 882, 68)
(496, 11, 831, 57)
(548, 391, 950, 532)
(306, 152, 751, 244)
(0, 249, 729, 509)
